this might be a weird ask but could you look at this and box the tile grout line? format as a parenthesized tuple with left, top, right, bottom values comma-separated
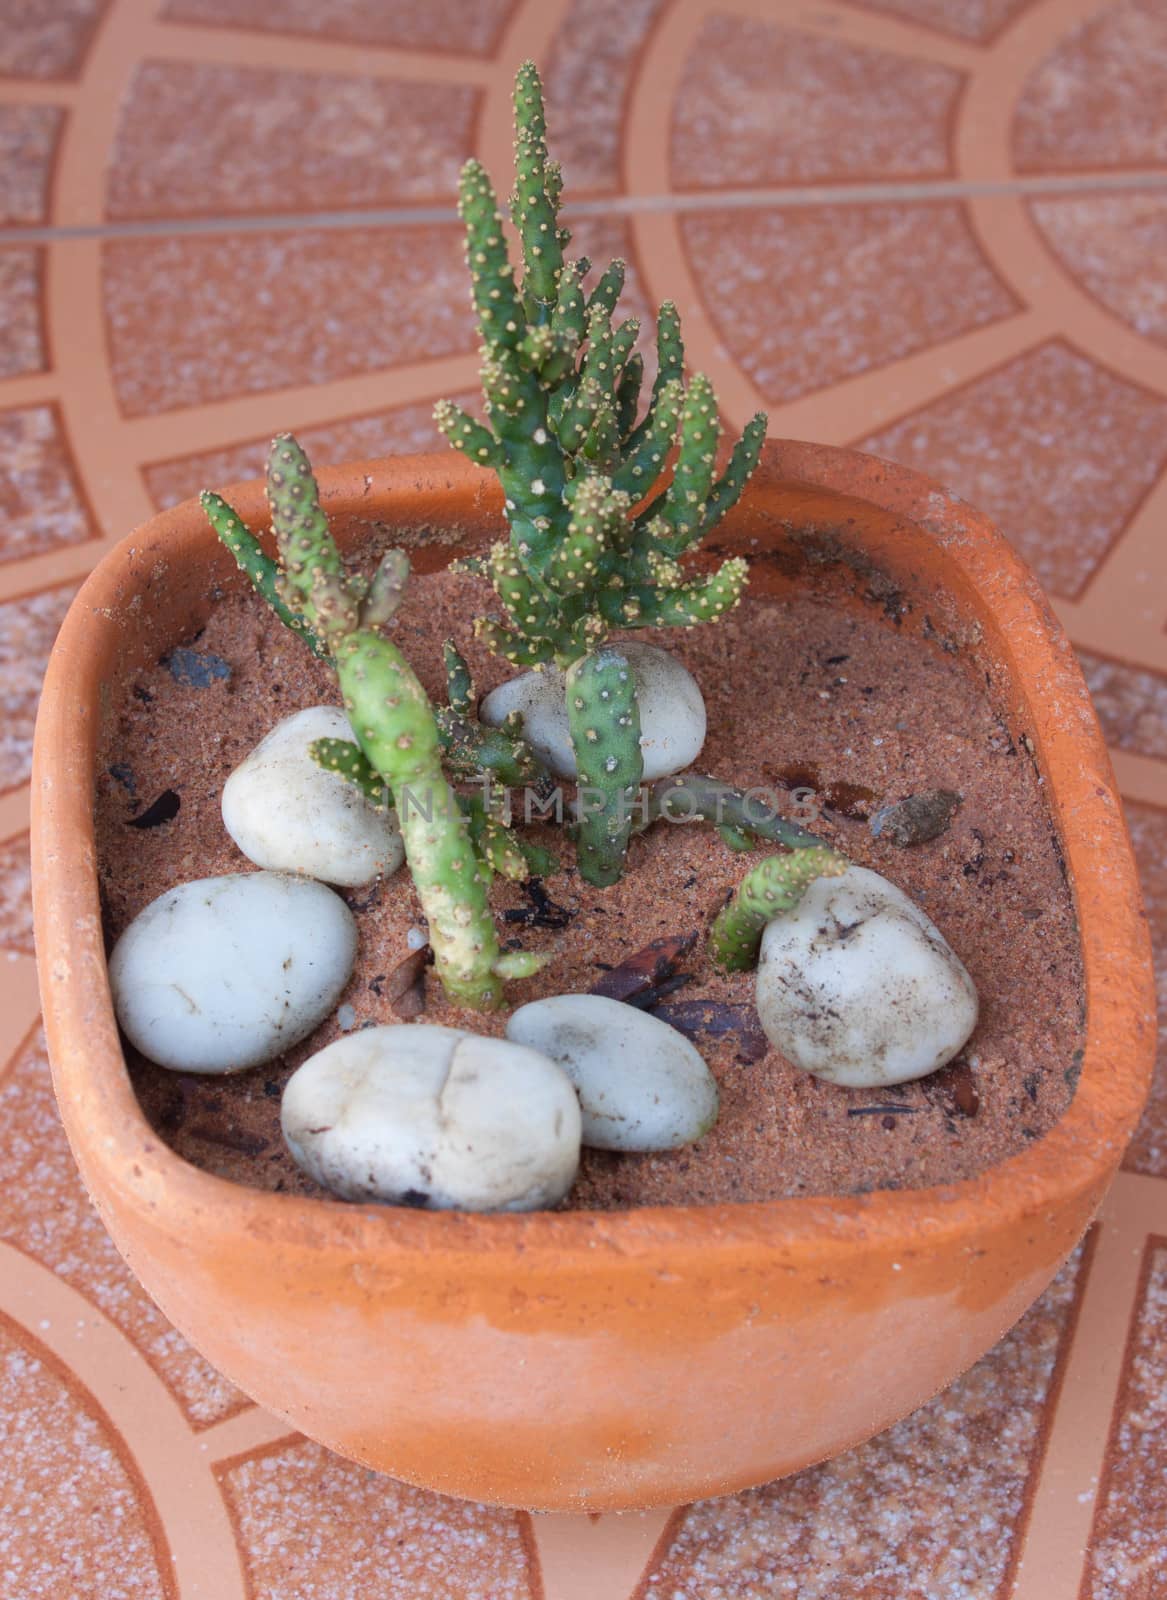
(2, 170, 1166, 246)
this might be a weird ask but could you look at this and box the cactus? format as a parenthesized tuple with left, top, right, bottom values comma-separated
(202, 433, 547, 1011)
(434, 638, 542, 788)
(709, 848, 848, 973)
(643, 774, 828, 852)
(566, 648, 644, 887)
(437, 62, 767, 886)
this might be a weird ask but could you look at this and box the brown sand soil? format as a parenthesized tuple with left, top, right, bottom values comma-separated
(95, 548, 1084, 1210)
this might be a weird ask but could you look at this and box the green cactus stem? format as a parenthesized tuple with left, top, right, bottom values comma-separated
(567, 648, 644, 888)
(643, 773, 828, 852)
(309, 737, 392, 810)
(200, 491, 328, 658)
(709, 848, 848, 973)
(202, 434, 541, 1011)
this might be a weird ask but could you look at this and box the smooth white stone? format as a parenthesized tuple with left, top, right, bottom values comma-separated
(479, 641, 706, 781)
(109, 872, 357, 1074)
(222, 706, 404, 888)
(281, 1024, 581, 1211)
(506, 993, 719, 1152)
(755, 864, 979, 1088)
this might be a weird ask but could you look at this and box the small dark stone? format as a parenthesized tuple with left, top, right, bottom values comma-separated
(163, 646, 232, 688)
(870, 789, 962, 847)
(127, 789, 181, 829)
(108, 761, 136, 797)
(132, 684, 154, 704)
(398, 1189, 430, 1209)
(263, 1080, 281, 1099)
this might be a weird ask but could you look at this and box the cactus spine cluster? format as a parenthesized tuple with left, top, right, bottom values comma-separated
(709, 849, 847, 972)
(201, 435, 545, 1011)
(436, 60, 768, 887)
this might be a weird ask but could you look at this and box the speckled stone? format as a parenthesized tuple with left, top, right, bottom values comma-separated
(0, 1031, 244, 1425)
(0, 248, 45, 380)
(0, 105, 63, 226)
(0, 833, 33, 955)
(1029, 193, 1167, 347)
(103, 226, 475, 417)
(220, 1436, 537, 1598)
(0, 405, 92, 566)
(0, 1321, 169, 1600)
(643, 1245, 1087, 1599)
(861, 341, 1167, 600)
(0, 0, 104, 77)
(1084, 1243, 1167, 1599)
(0, 584, 79, 791)
(1014, 0, 1167, 172)
(673, 14, 961, 187)
(143, 390, 482, 509)
(160, 0, 515, 55)
(681, 202, 1017, 404)
(107, 61, 477, 220)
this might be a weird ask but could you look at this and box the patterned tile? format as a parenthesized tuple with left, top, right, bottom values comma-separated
(1121, 804, 1167, 1179)
(1079, 653, 1167, 763)
(859, 341, 1167, 600)
(143, 389, 482, 509)
(0, 584, 79, 794)
(0, 1031, 246, 1425)
(107, 61, 477, 220)
(0, 834, 33, 957)
(672, 14, 961, 188)
(642, 1246, 1085, 1600)
(219, 1436, 537, 1599)
(841, 0, 1034, 44)
(160, 0, 516, 54)
(0, 405, 92, 566)
(545, 0, 666, 194)
(0, 105, 64, 227)
(0, 248, 46, 380)
(1083, 1241, 1167, 1599)
(0, 0, 106, 80)
(682, 202, 1018, 404)
(103, 225, 474, 417)
(1013, 0, 1167, 172)
(1029, 193, 1167, 347)
(0, 1317, 168, 1600)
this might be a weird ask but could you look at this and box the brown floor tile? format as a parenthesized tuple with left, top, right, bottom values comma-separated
(0, 247, 46, 380)
(159, 0, 516, 56)
(671, 15, 961, 189)
(1013, 0, 1167, 173)
(858, 341, 1167, 601)
(0, 105, 64, 227)
(0, 1316, 169, 1600)
(219, 1436, 537, 1599)
(0, 833, 33, 956)
(1120, 805, 1167, 1179)
(0, 0, 106, 80)
(841, 0, 1034, 44)
(1029, 193, 1167, 347)
(0, 584, 79, 794)
(1079, 654, 1167, 763)
(143, 390, 482, 509)
(0, 1030, 247, 1425)
(106, 61, 478, 221)
(1083, 1240, 1167, 1599)
(682, 202, 1017, 405)
(103, 226, 474, 417)
(643, 1245, 1085, 1600)
(545, 0, 665, 194)
(0, 404, 92, 566)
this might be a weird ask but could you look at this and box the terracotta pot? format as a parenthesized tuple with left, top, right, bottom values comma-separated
(31, 442, 1155, 1512)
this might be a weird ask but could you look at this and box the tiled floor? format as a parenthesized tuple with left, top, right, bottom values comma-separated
(1, 0, 1165, 1595)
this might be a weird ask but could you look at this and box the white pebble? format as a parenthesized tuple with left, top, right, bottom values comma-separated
(480, 641, 706, 781)
(109, 872, 357, 1074)
(755, 864, 978, 1087)
(222, 706, 404, 887)
(282, 1024, 581, 1211)
(506, 993, 719, 1151)
(405, 926, 428, 951)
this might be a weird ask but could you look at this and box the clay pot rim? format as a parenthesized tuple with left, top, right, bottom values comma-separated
(31, 440, 1155, 1263)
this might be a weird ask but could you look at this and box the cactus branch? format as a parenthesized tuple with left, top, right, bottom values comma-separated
(199, 490, 328, 658)
(709, 848, 847, 972)
(567, 648, 644, 888)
